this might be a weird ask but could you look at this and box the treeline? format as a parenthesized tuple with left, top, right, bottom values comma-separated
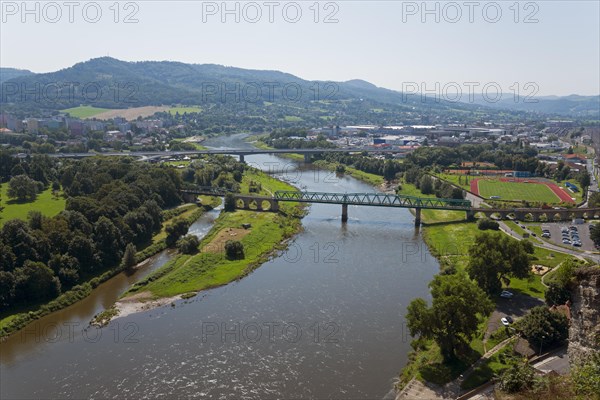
(0, 157, 185, 310)
(402, 168, 464, 199)
(263, 128, 336, 150)
(407, 143, 541, 173)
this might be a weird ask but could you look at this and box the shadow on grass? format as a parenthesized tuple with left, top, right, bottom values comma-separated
(418, 344, 481, 385)
(421, 219, 473, 228)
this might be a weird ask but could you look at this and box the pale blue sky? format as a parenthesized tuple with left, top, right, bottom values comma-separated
(1, 1, 599, 95)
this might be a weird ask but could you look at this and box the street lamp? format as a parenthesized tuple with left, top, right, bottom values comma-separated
(539, 334, 546, 356)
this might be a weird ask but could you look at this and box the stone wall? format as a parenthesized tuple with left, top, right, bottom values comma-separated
(568, 267, 600, 367)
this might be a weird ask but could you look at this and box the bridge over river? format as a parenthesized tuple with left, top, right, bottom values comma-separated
(45, 148, 403, 163)
(181, 187, 600, 226)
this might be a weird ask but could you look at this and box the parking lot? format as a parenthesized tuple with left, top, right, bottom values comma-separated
(543, 222, 597, 251)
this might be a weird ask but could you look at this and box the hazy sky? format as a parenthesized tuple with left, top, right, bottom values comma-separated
(1, 1, 599, 96)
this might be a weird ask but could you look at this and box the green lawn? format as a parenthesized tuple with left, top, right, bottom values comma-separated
(476, 179, 560, 203)
(168, 106, 202, 115)
(0, 185, 66, 226)
(61, 106, 112, 118)
(283, 116, 303, 122)
(126, 209, 300, 298)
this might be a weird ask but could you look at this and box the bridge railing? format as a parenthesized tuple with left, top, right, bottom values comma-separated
(274, 191, 471, 209)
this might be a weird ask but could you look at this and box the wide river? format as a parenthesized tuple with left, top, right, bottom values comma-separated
(1, 134, 440, 399)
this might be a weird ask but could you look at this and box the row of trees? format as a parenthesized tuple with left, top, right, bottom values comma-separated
(0, 157, 184, 310)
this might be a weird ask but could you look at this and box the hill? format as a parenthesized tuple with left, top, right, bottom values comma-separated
(1, 57, 595, 120)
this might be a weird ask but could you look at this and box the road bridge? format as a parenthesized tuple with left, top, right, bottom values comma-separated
(45, 148, 404, 163)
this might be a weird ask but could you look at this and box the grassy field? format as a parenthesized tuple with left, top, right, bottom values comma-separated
(284, 116, 303, 122)
(168, 106, 202, 115)
(126, 209, 300, 298)
(0, 185, 66, 227)
(61, 106, 111, 118)
(476, 179, 560, 203)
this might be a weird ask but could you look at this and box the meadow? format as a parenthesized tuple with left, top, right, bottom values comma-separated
(0, 185, 66, 227)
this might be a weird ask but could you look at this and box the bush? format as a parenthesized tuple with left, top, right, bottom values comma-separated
(225, 240, 245, 260)
(498, 361, 535, 393)
(177, 235, 200, 254)
(478, 218, 499, 231)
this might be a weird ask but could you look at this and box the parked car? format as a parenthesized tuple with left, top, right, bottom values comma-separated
(501, 317, 511, 326)
(563, 239, 572, 245)
(500, 290, 514, 299)
(573, 241, 582, 247)
(542, 233, 551, 238)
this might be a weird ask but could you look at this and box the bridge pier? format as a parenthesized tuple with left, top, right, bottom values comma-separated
(341, 203, 348, 223)
(415, 208, 421, 227)
(304, 153, 311, 163)
(239, 154, 245, 163)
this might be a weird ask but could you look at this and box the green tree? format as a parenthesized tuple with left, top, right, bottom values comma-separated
(477, 218, 499, 231)
(165, 218, 190, 247)
(419, 175, 434, 195)
(467, 232, 531, 295)
(28, 210, 43, 230)
(121, 243, 137, 268)
(545, 282, 572, 306)
(225, 240, 245, 260)
(7, 174, 42, 202)
(383, 160, 396, 181)
(224, 193, 236, 212)
(591, 224, 600, 245)
(589, 192, 600, 207)
(498, 360, 535, 393)
(0, 271, 16, 307)
(14, 261, 61, 302)
(177, 234, 200, 254)
(520, 306, 569, 348)
(406, 273, 494, 361)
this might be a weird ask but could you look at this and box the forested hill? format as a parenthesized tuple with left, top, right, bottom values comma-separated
(0, 57, 496, 117)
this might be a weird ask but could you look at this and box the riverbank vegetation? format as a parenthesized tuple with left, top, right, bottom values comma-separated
(0, 154, 237, 337)
(122, 168, 303, 301)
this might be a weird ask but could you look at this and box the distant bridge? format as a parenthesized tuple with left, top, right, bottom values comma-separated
(181, 187, 600, 226)
(47, 148, 404, 163)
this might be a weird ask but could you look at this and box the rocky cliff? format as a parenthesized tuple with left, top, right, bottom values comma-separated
(568, 267, 600, 366)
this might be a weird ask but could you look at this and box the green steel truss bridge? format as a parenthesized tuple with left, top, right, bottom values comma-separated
(274, 191, 471, 210)
(274, 191, 472, 225)
(180, 187, 473, 225)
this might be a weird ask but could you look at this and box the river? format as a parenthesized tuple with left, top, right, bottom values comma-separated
(0, 134, 440, 399)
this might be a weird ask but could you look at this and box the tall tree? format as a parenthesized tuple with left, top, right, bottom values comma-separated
(467, 232, 531, 295)
(406, 273, 493, 361)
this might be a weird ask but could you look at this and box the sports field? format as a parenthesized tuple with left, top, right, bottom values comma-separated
(472, 178, 574, 203)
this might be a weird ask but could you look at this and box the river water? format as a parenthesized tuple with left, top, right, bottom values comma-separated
(0, 134, 440, 399)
